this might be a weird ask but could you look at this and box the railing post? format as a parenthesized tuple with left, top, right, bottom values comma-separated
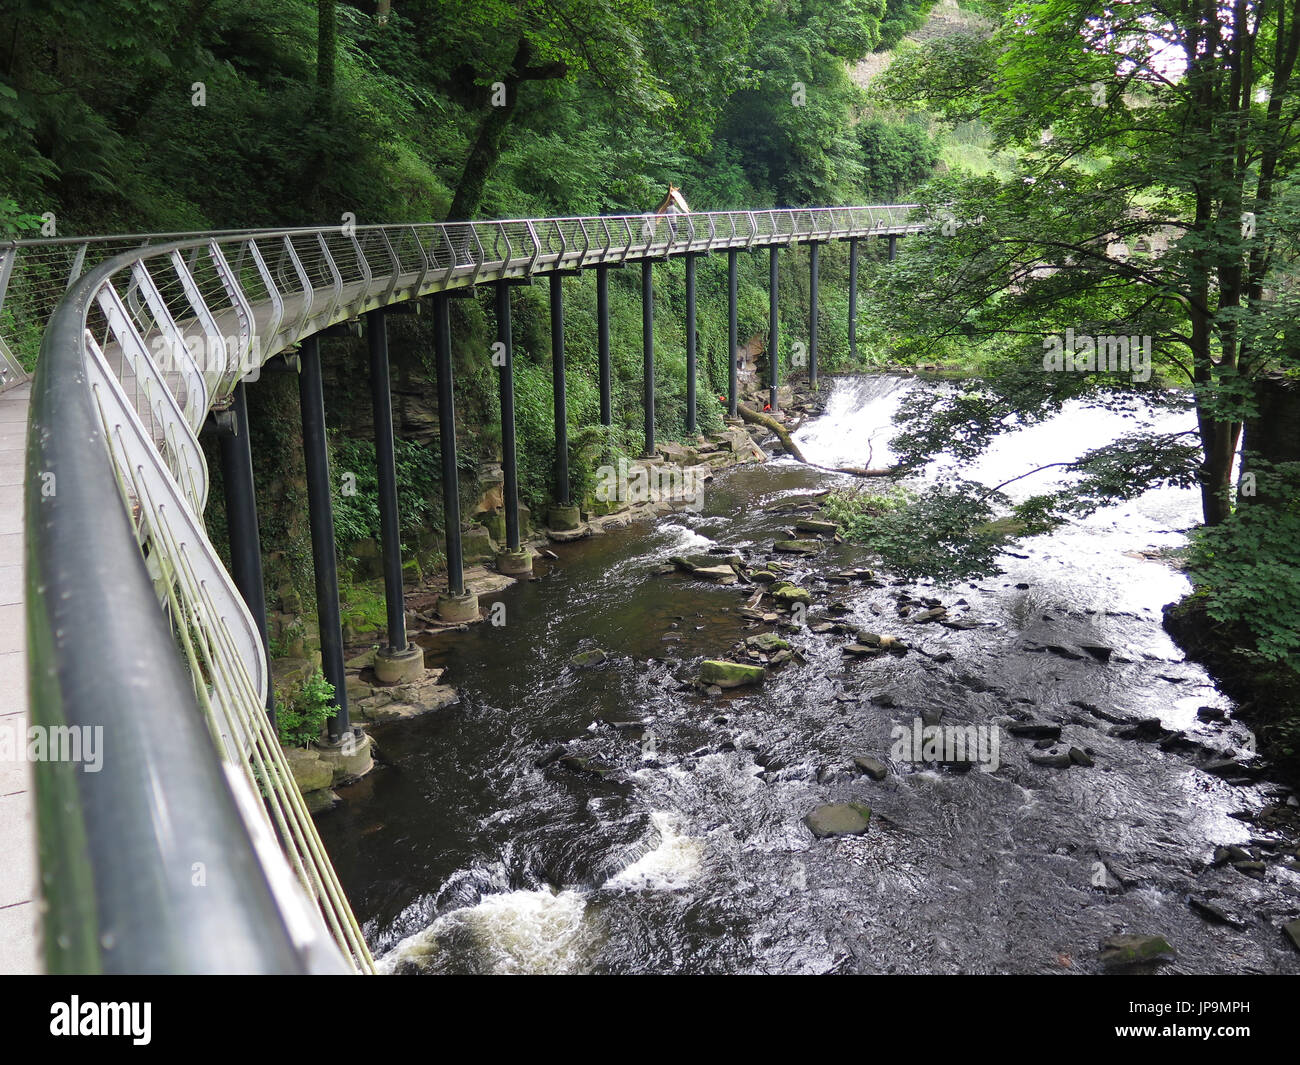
(495, 280, 531, 576)
(685, 252, 697, 433)
(642, 259, 655, 456)
(848, 237, 859, 363)
(727, 248, 738, 419)
(597, 264, 612, 427)
(433, 292, 479, 621)
(367, 308, 422, 684)
(888, 234, 898, 261)
(298, 335, 349, 740)
(808, 242, 820, 391)
(768, 245, 779, 410)
(218, 381, 274, 726)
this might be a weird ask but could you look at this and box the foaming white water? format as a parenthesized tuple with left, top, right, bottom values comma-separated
(379, 888, 590, 975)
(378, 813, 702, 973)
(603, 812, 703, 891)
(657, 525, 715, 554)
(793, 375, 916, 468)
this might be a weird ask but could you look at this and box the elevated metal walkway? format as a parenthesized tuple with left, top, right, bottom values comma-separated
(0, 204, 922, 973)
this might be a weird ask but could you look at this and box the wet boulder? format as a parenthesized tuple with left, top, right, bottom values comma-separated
(793, 518, 837, 536)
(773, 540, 821, 556)
(1098, 934, 1174, 967)
(771, 583, 813, 606)
(699, 660, 765, 688)
(1008, 722, 1062, 741)
(746, 632, 791, 653)
(853, 755, 890, 781)
(805, 802, 872, 839)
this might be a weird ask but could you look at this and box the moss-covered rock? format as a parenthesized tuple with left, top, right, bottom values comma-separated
(773, 540, 821, 555)
(700, 659, 765, 688)
(283, 746, 333, 794)
(1098, 934, 1174, 966)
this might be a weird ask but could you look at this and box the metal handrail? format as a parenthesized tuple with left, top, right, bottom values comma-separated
(22, 204, 922, 973)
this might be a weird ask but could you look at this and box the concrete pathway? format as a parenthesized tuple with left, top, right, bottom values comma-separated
(0, 380, 39, 974)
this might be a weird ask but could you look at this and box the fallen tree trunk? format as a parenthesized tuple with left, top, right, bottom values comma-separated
(736, 403, 896, 477)
(737, 402, 807, 462)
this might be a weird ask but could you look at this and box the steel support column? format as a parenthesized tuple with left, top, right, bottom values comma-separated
(642, 259, 655, 456)
(433, 293, 464, 596)
(685, 252, 697, 433)
(888, 234, 898, 261)
(848, 237, 859, 363)
(218, 381, 274, 725)
(366, 308, 408, 656)
(298, 335, 348, 739)
(597, 264, 612, 427)
(727, 248, 739, 419)
(550, 274, 570, 505)
(808, 243, 820, 390)
(496, 281, 521, 552)
(768, 245, 779, 410)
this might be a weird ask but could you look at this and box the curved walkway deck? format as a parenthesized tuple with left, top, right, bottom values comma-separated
(0, 379, 37, 973)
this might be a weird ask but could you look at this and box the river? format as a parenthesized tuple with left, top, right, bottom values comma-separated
(316, 374, 1300, 974)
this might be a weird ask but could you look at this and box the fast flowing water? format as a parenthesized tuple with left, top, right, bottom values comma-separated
(317, 375, 1300, 974)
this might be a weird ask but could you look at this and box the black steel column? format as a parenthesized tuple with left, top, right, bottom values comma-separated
(366, 308, 408, 656)
(642, 259, 655, 456)
(496, 282, 521, 551)
(597, 264, 612, 427)
(808, 243, 820, 390)
(888, 234, 898, 261)
(727, 248, 739, 418)
(298, 335, 348, 739)
(219, 381, 274, 726)
(550, 273, 569, 505)
(433, 293, 465, 595)
(685, 253, 697, 433)
(848, 237, 859, 363)
(768, 245, 779, 410)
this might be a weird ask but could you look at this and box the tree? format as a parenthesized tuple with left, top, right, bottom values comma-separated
(873, 0, 1300, 528)
(436, 0, 664, 221)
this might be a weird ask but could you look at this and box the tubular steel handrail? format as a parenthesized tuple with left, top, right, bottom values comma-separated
(21, 204, 921, 973)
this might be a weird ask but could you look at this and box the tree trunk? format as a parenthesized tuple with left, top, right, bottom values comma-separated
(317, 0, 336, 97)
(737, 403, 807, 462)
(447, 88, 521, 222)
(446, 38, 565, 222)
(1241, 371, 1300, 505)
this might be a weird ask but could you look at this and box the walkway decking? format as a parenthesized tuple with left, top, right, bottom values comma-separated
(0, 380, 38, 974)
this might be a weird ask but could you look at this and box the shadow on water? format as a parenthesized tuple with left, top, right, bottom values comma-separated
(317, 375, 1300, 975)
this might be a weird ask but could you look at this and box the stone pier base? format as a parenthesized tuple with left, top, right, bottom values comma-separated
(436, 591, 480, 624)
(373, 645, 424, 685)
(496, 548, 533, 576)
(548, 504, 583, 531)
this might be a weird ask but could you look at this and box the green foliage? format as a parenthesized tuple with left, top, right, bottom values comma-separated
(825, 479, 1007, 582)
(276, 668, 336, 748)
(1188, 464, 1300, 664)
(857, 119, 938, 200)
(330, 434, 440, 549)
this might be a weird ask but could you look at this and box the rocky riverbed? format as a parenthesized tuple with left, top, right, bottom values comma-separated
(315, 374, 1300, 975)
